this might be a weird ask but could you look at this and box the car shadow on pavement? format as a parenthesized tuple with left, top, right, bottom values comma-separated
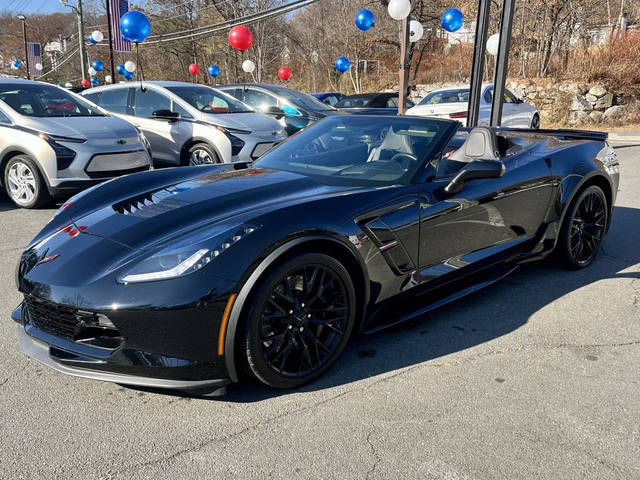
(223, 205, 639, 403)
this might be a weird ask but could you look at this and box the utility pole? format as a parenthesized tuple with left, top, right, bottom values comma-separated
(17, 15, 30, 80)
(398, 16, 411, 115)
(61, 0, 88, 80)
(105, 0, 115, 79)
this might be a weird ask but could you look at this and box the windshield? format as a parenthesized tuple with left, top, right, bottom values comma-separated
(273, 86, 336, 112)
(418, 89, 469, 106)
(335, 96, 373, 108)
(255, 116, 449, 186)
(0, 83, 104, 117)
(166, 86, 253, 113)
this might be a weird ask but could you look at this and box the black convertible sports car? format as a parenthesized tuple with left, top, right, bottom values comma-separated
(13, 116, 619, 394)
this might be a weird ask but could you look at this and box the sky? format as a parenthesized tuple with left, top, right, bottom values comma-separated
(3, 0, 145, 15)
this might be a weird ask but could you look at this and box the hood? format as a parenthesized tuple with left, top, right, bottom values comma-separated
(71, 168, 358, 251)
(201, 112, 283, 134)
(22, 115, 138, 141)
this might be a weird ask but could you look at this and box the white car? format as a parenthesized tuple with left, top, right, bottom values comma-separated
(0, 79, 152, 208)
(406, 84, 539, 129)
(82, 81, 287, 166)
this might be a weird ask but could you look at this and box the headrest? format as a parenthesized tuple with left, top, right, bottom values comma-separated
(448, 126, 500, 163)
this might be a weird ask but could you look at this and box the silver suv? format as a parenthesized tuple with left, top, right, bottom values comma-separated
(0, 79, 152, 208)
(82, 81, 287, 166)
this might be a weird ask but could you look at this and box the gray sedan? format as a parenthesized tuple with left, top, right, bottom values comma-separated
(82, 81, 287, 166)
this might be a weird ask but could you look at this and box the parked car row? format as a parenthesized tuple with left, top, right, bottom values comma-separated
(0, 78, 539, 209)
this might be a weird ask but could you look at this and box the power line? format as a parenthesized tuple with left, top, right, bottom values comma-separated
(142, 0, 317, 45)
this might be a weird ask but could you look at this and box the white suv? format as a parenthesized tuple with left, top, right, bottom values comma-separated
(83, 81, 287, 166)
(0, 79, 152, 208)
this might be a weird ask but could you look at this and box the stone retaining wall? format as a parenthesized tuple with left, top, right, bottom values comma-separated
(409, 81, 639, 126)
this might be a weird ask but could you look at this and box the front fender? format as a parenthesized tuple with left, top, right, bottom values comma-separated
(223, 233, 369, 383)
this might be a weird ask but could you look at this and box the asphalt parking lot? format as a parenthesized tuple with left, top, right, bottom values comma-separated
(0, 143, 638, 480)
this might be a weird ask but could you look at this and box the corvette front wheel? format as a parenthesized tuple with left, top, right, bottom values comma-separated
(241, 253, 356, 389)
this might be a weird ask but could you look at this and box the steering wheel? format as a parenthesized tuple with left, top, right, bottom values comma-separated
(388, 152, 417, 170)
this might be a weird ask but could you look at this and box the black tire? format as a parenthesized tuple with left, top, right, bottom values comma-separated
(240, 253, 356, 389)
(186, 142, 220, 166)
(557, 185, 608, 269)
(3, 155, 51, 209)
(531, 113, 540, 129)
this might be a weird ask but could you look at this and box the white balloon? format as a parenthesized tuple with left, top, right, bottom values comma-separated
(486, 33, 500, 56)
(409, 20, 423, 42)
(35, 62, 43, 71)
(242, 59, 255, 73)
(124, 61, 136, 73)
(91, 30, 104, 43)
(105, 74, 112, 83)
(388, 0, 411, 20)
(88, 67, 97, 76)
(65, 82, 73, 88)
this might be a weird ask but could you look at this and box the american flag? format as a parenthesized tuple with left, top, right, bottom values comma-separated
(27, 42, 41, 76)
(110, 0, 131, 52)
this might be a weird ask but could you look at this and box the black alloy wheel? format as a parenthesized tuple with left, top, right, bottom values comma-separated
(242, 253, 356, 388)
(531, 113, 540, 129)
(559, 185, 608, 268)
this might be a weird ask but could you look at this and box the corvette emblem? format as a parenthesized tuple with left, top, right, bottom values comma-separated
(117, 139, 127, 144)
(36, 254, 59, 266)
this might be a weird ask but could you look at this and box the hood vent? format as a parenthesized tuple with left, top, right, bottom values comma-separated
(113, 187, 190, 217)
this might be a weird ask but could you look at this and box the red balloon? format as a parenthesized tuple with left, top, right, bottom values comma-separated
(188, 63, 200, 75)
(81, 79, 90, 87)
(278, 66, 292, 81)
(228, 25, 253, 51)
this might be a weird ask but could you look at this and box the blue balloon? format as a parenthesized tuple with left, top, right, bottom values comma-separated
(57, 82, 64, 87)
(90, 77, 99, 86)
(441, 8, 464, 32)
(92, 60, 104, 72)
(120, 11, 151, 43)
(207, 64, 220, 77)
(116, 64, 126, 75)
(355, 9, 375, 31)
(88, 35, 98, 45)
(124, 71, 134, 80)
(334, 56, 350, 73)
(12, 59, 21, 68)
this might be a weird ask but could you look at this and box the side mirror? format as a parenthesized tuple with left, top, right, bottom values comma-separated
(444, 159, 505, 195)
(264, 106, 285, 119)
(152, 109, 179, 121)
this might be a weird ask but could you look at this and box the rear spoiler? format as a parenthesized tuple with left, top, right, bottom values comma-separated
(459, 126, 608, 142)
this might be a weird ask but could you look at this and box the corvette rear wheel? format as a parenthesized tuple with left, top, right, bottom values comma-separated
(558, 185, 608, 269)
(242, 253, 356, 389)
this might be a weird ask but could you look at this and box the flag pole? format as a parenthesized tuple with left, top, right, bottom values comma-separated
(105, 0, 116, 80)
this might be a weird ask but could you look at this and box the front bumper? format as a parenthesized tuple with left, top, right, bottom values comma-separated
(12, 298, 231, 393)
(233, 132, 285, 162)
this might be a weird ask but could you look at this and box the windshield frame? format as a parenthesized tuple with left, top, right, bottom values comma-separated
(254, 115, 459, 187)
(166, 85, 255, 114)
(0, 83, 105, 118)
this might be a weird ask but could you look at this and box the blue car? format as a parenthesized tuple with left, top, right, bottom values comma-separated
(310, 92, 345, 106)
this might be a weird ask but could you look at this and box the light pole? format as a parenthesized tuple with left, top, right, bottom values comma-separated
(60, 0, 88, 80)
(17, 14, 30, 80)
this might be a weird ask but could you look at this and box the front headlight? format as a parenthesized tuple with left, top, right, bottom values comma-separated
(119, 223, 258, 283)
